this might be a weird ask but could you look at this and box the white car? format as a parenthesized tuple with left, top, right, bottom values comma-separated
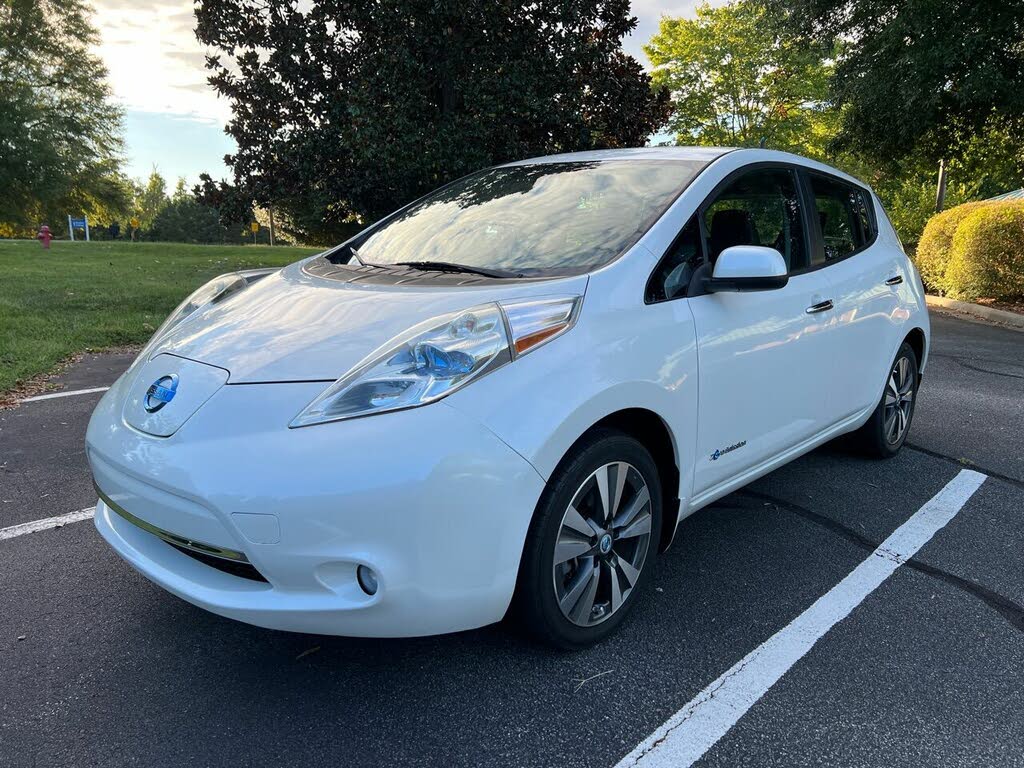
(87, 148, 928, 648)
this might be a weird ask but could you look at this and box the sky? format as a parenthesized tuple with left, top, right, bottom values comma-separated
(90, 0, 704, 186)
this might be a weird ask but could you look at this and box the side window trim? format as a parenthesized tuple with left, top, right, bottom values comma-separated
(793, 168, 880, 275)
(795, 168, 825, 269)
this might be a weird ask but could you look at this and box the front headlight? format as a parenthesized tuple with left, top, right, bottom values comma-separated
(290, 295, 581, 427)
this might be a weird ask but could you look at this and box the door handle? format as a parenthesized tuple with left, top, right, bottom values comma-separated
(885, 274, 903, 286)
(805, 299, 834, 314)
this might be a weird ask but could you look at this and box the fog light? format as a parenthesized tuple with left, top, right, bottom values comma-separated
(356, 565, 378, 596)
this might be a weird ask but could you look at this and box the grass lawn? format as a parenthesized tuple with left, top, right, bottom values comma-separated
(0, 239, 320, 395)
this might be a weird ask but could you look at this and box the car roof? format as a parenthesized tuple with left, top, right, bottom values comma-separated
(505, 146, 873, 193)
(506, 146, 735, 165)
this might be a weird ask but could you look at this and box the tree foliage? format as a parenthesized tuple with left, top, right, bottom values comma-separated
(149, 195, 247, 244)
(644, 0, 1024, 248)
(770, 0, 1024, 163)
(194, 0, 671, 239)
(193, 174, 251, 226)
(644, 1, 835, 155)
(135, 170, 169, 230)
(0, 0, 129, 231)
(836, 114, 1024, 246)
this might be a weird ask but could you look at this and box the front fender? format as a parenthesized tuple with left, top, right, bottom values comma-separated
(445, 293, 699, 507)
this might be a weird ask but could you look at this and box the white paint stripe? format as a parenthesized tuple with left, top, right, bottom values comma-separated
(615, 469, 987, 768)
(0, 507, 96, 541)
(20, 386, 109, 403)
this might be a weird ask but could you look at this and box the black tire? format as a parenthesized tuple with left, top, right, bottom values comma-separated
(851, 341, 919, 458)
(512, 428, 662, 649)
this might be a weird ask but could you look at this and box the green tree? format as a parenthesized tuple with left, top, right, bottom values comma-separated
(135, 170, 168, 230)
(836, 115, 1024, 247)
(0, 0, 128, 232)
(644, 1, 835, 156)
(194, 0, 671, 240)
(770, 0, 1024, 164)
(149, 196, 244, 244)
(171, 177, 189, 202)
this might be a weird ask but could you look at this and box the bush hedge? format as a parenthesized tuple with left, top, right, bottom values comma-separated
(944, 202, 1024, 301)
(913, 201, 987, 291)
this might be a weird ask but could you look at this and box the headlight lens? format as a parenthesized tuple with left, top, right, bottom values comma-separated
(290, 304, 510, 426)
(291, 295, 580, 427)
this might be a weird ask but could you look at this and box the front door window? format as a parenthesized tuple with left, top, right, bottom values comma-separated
(703, 169, 808, 272)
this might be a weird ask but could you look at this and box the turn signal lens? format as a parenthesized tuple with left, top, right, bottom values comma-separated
(500, 297, 581, 357)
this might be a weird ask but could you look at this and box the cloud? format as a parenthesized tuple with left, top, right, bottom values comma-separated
(91, 0, 228, 122)
(175, 80, 215, 94)
(91, 0, 189, 10)
(166, 50, 209, 67)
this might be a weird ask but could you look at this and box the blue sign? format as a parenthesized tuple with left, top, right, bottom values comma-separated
(70, 217, 87, 229)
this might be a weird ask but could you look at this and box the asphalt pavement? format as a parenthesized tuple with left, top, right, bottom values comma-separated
(1, 312, 1022, 768)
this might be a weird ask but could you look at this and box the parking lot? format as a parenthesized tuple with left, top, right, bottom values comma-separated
(1, 311, 1022, 768)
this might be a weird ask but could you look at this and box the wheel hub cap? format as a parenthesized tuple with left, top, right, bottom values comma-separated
(884, 355, 915, 445)
(551, 461, 653, 627)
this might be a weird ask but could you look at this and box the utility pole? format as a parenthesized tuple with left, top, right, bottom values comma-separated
(268, 205, 276, 247)
(935, 159, 948, 213)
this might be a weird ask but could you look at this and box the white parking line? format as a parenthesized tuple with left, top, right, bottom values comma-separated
(20, 386, 110, 403)
(615, 468, 987, 768)
(0, 507, 96, 541)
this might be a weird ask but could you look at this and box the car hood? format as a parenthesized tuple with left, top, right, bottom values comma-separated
(149, 259, 589, 383)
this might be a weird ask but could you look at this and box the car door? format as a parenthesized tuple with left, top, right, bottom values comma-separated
(685, 165, 837, 498)
(802, 171, 904, 420)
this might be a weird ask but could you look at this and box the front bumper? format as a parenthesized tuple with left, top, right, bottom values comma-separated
(87, 375, 546, 637)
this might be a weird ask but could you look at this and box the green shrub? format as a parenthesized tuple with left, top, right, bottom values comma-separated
(913, 201, 988, 292)
(943, 201, 1024, 301)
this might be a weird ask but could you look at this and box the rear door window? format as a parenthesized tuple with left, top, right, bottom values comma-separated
(808, 175, 874, 261)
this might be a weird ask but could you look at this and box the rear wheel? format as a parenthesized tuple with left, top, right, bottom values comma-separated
(852, 341, 919, 458)
(513, 429, 662, 649)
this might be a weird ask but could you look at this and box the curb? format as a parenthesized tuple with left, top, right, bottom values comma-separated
(925, 295, 1024, 330)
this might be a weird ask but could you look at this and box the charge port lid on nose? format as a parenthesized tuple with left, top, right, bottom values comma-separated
(122, 353, 229, 437)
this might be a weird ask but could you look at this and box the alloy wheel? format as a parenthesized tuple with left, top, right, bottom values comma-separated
(884, 355, 915, 444)
(552, 462, 653, 627)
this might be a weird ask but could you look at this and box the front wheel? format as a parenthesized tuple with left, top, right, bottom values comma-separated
(852, 341, 919, 458)
(512, 429, 662, 649)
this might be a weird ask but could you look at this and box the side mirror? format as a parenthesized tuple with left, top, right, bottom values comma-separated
(706, 245, 788, 292)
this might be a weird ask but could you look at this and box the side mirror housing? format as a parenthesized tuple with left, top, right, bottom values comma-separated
(706, 246, 789, 292)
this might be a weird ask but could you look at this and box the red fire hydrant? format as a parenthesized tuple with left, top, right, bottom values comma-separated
(37, 225, 52, 250)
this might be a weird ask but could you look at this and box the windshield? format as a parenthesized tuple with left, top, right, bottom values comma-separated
(353, 160, 709, 276)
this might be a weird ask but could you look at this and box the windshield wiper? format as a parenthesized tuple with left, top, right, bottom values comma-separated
(394, 260, 524, 279)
